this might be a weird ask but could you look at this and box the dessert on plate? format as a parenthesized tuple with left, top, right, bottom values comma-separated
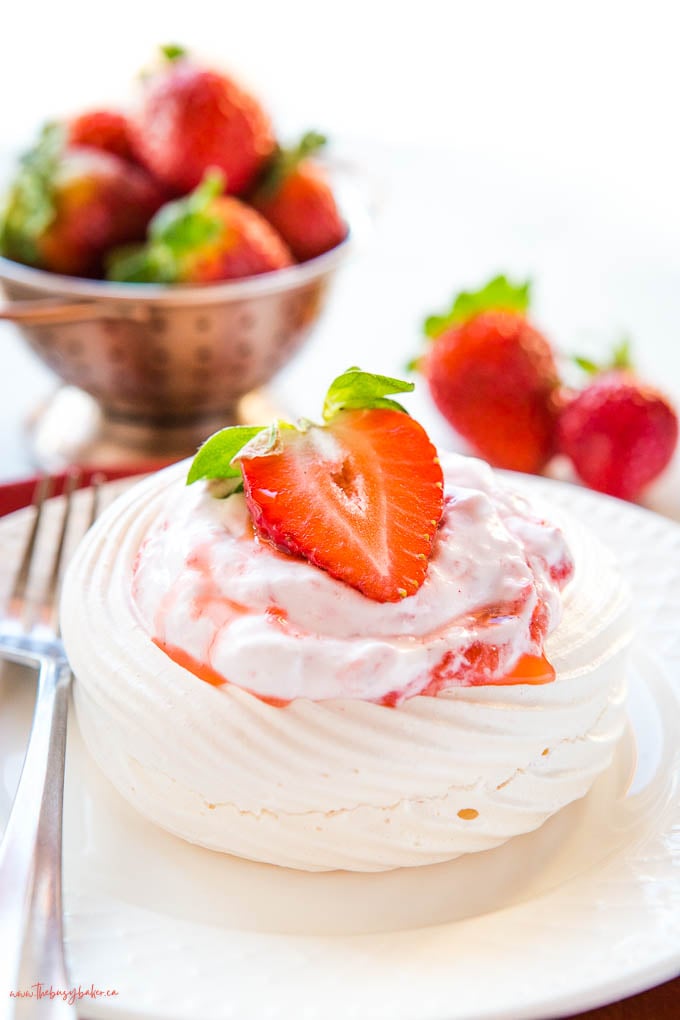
(61, 369, 632, 871)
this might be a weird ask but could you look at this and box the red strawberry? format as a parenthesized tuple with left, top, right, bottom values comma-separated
(187, 369, 445, 602)
(558, 345, 678, 499)
(107, 171, 293, 283)
(252, 132, 347, 261)
(68, 109, 137, 163)
(133, 45, 275, 196)
(420, 277, 560, 473)
(0, 125, 164, 278)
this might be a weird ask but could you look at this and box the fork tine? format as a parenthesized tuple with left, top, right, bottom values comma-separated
(88, 472, 106, 529)
(43, 470, 81, 633)
(50, 472, 105, 635)
(10, 476, 54, 608)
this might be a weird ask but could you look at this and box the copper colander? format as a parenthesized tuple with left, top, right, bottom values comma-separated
(0, 232, 351, 465)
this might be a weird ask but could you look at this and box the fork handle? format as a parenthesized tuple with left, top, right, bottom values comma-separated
(0, 656, 78, 1017)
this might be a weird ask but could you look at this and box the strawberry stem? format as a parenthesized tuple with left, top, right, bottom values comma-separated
(573, 356, 600, 376)
(161, 43, 186, 61)
(423, 274, 531, 340)
(611, 337, 633, 370)
(322, 367, 414, 421)
(258, 131, 328, 194)
(186, 368, 418, 486)
(572, 337, 635, 377)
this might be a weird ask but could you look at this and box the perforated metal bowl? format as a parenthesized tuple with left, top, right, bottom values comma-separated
(0, 234, 350, 463)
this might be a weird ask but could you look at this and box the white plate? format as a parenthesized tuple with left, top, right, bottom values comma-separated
(1, 475, 679, 1020)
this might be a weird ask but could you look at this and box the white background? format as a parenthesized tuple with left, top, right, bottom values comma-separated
(2, 0, 679, 222)
(1, 0, 679, 509)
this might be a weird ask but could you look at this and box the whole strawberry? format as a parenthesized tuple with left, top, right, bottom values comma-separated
(252, 132, 347, 261)
(68, 109, 137, 163)
(0, 124, 164, 277)
(133, 45, 275, 196)
(418, 276, 561, 473)
(107, 171, 293, 283)
(558, 343, 678, 500)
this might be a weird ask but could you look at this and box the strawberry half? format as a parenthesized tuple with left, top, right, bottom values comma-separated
(187, 369, 445, 602)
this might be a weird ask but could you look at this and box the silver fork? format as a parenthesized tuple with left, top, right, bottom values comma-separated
(0, 473, 101, 1017)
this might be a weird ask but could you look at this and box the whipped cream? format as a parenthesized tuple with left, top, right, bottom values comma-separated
(131, 456, 574, 704)
(61, 457, 632, 871)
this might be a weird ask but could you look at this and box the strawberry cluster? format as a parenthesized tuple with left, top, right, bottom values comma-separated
(0, 46, 347, 282)
(417, 276, 678, 501)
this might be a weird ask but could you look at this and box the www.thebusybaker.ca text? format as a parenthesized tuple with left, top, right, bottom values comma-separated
(9, 982, 119, 1006)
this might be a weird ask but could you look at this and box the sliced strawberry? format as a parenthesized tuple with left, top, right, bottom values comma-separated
(237, 408, 443, 602)
(187, 369, 445, 602)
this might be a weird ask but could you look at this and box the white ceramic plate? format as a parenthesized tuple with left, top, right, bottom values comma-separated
(1, 475, 679, 1020)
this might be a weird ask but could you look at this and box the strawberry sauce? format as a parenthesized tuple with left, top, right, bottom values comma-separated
(153, 638, 291, 707)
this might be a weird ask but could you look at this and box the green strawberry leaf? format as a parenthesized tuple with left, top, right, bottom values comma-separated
(161, 43, 187, 61)
(106, 171, 225, 283)
(187, 426, 267, 484)
(0, 122, 63, 265)
(297, 131, 327, 156)
(424, 275, 531, 339)
(188, 368, 416, 487)
(611, 336, 633, 370)
(150, 170, 224, 251)
(322, 367, 414, 421)
(259, 131, 328, 195)
(572, 337, 635, 377)
(573, 355, 600, 376)
(106, 243, 178, 283)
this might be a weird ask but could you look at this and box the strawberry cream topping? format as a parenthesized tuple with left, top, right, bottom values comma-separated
(131, 454, 573, 706)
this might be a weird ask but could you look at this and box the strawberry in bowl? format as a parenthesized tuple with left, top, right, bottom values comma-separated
(252, 131, 348, 262)
(67, 109, 138, 163)
(0, 123, 164, 278)
(133, 44, 276, 197)
(106, 171, 294, 283)
(0, 46, 350, 282)
(0, 48, 354, 464)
